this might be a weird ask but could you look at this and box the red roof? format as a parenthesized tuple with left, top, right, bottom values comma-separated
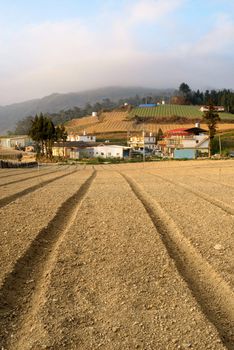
(164, 128, 191, 136)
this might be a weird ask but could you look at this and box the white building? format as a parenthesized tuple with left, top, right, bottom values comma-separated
(93, 145, 130, 158)
(0, 135, 32, 149)
(159, 126, 209, 159)
(128, 133, 156, 150)
(67, 131, 96, 143)
(200, 106, 224, 112)
(52, 142, 130, 159)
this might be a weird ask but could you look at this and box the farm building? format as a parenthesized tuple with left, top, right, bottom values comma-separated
(52, 142, 130, 159)
(199, 106, 225, 112)
(52, 141, 96, 159)
(0, 135, 32, 149)
(159, 125, 209, 159)
(93, 145, 130, 159)
(128, 133, 156, 151)
(67, 131, 96, 142)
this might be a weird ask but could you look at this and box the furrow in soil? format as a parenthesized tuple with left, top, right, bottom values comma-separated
(147, 171, 234, 216)
(18, 170, 227, 350)
(0, 170, 96, 349)
(191, 175, 234, 191)
(121, 173, 234, 350)
(0, 168, 77, 208)
(0, 164, 65, 179)
(0, 166, 65, 187)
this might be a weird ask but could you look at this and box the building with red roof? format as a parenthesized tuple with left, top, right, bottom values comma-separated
(159, 124, 209, 159)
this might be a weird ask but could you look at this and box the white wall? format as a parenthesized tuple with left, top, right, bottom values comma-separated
(67, 134, 96, 142)
(0, 136, 31, 148)
(0, 138, 11, 148)
(181, 134, 208, 149)
(93, 146, 124, 158)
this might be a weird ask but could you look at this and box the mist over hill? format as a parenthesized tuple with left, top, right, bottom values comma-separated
(0, 86, 174, 134)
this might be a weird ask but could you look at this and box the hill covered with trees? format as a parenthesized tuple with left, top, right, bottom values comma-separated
(0, 87, 174, 134)
(3, 83, 234, 136)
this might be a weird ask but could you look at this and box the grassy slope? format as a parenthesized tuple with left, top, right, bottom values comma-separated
(216, 131, 234, 151)
(129, 105, 234, 120)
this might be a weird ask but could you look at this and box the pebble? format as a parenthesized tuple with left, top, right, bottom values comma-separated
(112, 326, 120, 333)
(214, 244, 223, 251)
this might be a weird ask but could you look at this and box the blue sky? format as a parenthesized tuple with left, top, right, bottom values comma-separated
(0, 0, 233, 104)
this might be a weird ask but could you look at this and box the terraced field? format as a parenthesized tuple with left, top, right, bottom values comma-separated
(0, 160, 233, 349)
(129, 105, 234, 120)
(66, 110, 234, 136)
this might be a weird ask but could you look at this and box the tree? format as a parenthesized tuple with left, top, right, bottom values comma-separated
(44, 117, 56, 158)
(179, 82, 191, 96)
(29, 114, 58, 159)
(157, 128, 164, 141)
(56, 124, 67, 142)
(171, 96, 187, 105)
(172, 83, 192, 105)
(29, 114, 41, 155)
(56, 124, 67, 158)
(202, 103, 221, 157)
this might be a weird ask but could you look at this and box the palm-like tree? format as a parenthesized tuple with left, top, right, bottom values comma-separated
(202, 103, 220, 157)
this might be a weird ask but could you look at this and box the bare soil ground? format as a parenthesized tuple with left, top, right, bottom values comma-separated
(0, 160, 233, 349)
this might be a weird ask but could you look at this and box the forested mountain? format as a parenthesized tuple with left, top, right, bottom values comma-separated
(0, 87, 174, 134)
(1, 84, 233, 135)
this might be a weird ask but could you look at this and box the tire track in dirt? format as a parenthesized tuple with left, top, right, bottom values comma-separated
(0, 168, 77, 208)
(121, 173, 234, 350)
(147, 171, 234, 216)
(0, 166, 66, 187)
(0, 170, 96, 349)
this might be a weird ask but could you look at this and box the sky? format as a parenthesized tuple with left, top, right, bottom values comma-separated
(0, 0, 234, 105)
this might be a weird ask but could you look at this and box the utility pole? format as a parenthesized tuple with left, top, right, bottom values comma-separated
(142, 128, 145, 163)
(219, 134, 222, 157)
(127, 130, 131, 159)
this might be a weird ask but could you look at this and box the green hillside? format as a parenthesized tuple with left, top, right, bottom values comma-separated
(129, 105, 234, 120)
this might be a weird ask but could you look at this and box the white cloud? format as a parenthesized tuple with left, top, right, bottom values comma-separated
(190, 14, 234, 55)
(0, 0, 233, 104)
(130, 0, 184, 23)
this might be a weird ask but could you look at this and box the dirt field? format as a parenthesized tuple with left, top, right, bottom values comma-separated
(0, 160, 233, 349)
